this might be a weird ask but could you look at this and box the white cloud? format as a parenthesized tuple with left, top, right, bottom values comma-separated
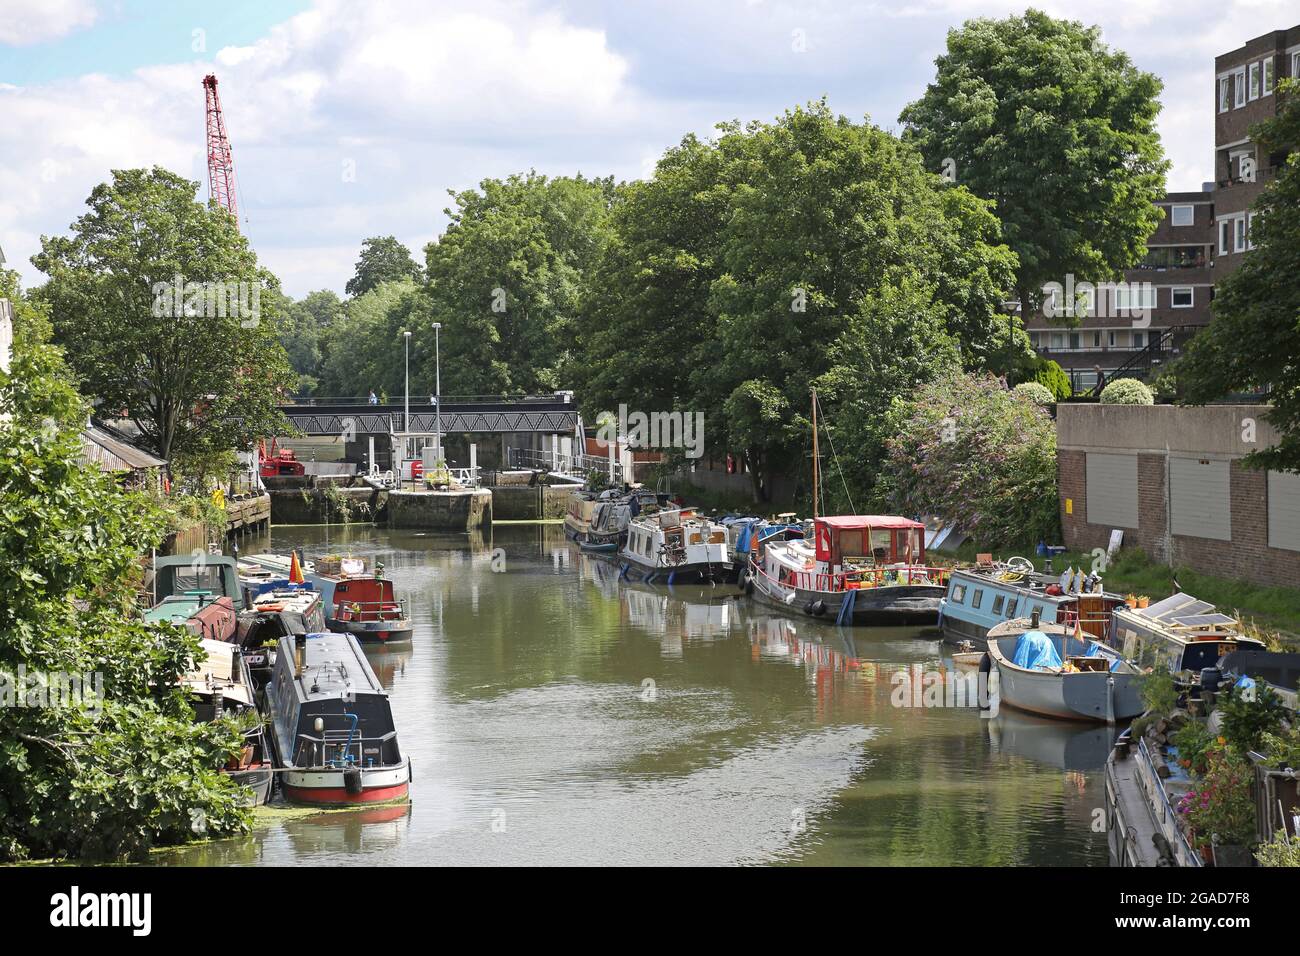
(0, 0, 98, 46)
(1, 0, 1297, 296)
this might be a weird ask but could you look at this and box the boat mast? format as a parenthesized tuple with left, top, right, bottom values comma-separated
(811, 387, 819, 519)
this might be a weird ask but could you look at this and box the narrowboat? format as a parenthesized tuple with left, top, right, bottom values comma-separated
(939, 560, 1126, 648)
(619, 508, 736, 584)
(746, 515, 947, 626)
(235, 584, 329, 688)
(563, 491, 600, 542)
(183, 639, 274, 806)
(984, 614, 1144, 722)
(583, 488, 659, 552)
(264, 631, 411, 805)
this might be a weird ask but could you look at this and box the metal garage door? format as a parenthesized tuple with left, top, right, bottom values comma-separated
(1170, 457, 1230, 541)
(1085, 453, 1138, 529)
(1268, 470, 1300, 552)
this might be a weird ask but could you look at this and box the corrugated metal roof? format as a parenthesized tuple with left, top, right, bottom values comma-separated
(82, 421, 167, 471)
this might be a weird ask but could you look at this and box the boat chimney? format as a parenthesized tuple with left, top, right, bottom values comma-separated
(1030, 608, 1041, 629)
(295, 632, 307, 680)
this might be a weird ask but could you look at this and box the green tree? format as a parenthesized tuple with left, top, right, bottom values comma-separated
(899, 10, 1168, 314)
(877, 370, 1060, 547)
(1179, 80, 1300, 470)
(278, 289, 345, 396)
(31, 167, 295, 472)
(581, 101, 1019, 503)
(423, 172, 616, 396)
(0, 272, 251, 861)
(345, 236, 422, 297)
(317, 279, 420, 398)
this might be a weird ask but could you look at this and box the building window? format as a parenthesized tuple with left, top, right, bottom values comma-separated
(1249, 62, 1261, 101)
(1170, 204, 1194, 227)
(1133, 331, 1145, 349)
(1263, 57, 1274, 95)
(1219, 76, 1231, 112)
(1171, 286, 1194, 308)
(1115, 284, 1156, 311)
(1108, 330, 1116, 348)
(1294, 52, 1300, 82)
(1219, 219, 1233, 256)
(1235, 216, 1247, 253)
(1234, 67, 1246, 108)
(1092, 331, 1101, 348)
(1247, 212, 1257, 251)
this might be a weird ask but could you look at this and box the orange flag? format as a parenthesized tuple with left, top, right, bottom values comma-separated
(289, 551, 305, 585)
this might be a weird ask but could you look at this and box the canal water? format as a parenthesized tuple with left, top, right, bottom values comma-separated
(159, 524, 1113, 866)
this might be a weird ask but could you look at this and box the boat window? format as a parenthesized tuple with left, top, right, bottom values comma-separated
(971, 589, 983, 609)
(870, 530, 891, 561)
(951, 584, 966, 603)
(991, 594, 1005, 615)
(834, 530, 862, 560)
(1005, 598, 1018, 618)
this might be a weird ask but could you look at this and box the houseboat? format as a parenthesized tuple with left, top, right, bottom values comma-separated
(620, 508, 736, 584)
(264, 631, 411, 805)
(583, 488, 660, 553)
(563, 491, 600, 542)
(940, 560, 1125, 648)
(984, 613, 1144, 722)
(246, 553, 412, 644)
(183, 639, 274, 806)
(1110, 592, 1268, 678)
(234, 584, 330, 688)
(747, 515, 946, 626)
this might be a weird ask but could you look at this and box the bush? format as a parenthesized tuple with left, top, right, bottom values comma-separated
(1218, 683, 1288, 755)
(1256, 833, 1300, 867)
(1100, 377, 1155, 405)
(1031, 359, 1072, 401)
(876, 370, 1059, 547)
(1013, 381, 1055, 406)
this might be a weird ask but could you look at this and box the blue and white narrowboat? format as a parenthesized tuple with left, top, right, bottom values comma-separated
(940, 560, 1125, 648)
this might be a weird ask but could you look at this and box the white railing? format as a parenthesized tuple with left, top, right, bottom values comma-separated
(507, 446, 622, 482)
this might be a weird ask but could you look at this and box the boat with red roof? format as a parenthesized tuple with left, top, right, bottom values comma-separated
(747, 515, 949, 626)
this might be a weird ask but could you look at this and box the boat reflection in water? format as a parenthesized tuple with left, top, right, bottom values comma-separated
(986, 708, 1124, 773)
(281, 803, 413, 860)
(619, 579, 737, 655)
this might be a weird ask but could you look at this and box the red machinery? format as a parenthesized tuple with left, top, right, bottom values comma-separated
(202, 74, 239, 227)
(259, 439, 305, 477)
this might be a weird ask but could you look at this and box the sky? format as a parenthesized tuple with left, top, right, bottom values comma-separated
(1, 0, 1296, 297)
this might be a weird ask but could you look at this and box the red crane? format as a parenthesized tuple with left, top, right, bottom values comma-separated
(202, 73, 239, 228)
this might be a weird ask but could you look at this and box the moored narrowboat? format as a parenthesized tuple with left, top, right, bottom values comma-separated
(183, 639, 274, 806)
(940, 561, 1125, 648)
(264, 631, 411, 805)
(620, 507, 736, 584)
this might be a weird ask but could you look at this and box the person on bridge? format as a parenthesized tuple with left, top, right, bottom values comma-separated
(368, 389, 378, 405)
(430, 393, 436, 405)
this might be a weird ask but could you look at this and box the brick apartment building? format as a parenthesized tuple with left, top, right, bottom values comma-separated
(1025, 25, 1300, 396)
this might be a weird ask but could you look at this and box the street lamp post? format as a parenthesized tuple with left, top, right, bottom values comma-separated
(403, 330, 412, 482)
(432, 322, 442, 462)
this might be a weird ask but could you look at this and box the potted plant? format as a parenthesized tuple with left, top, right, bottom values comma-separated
(1136, 595, 1150, 609)
(1178, 751, 1256, 866)
(1125, 593, 1138, 609)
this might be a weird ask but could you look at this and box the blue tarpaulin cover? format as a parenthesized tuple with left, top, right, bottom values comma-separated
(1012, 631, 1063, 670)
(1084, 642, 1123, 672)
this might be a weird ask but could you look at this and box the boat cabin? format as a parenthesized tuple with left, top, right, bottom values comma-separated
(267, 633, 404, 772)
(813, 516, 925, 568)
(1111, 593, 1267, 677)
(144, 593, 238, 643)
(151, 554, 245, 611)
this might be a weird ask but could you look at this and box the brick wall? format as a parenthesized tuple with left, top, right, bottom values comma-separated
(1060, 450, 1300, 589)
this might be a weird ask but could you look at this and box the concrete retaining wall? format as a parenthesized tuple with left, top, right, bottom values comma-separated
(489, 484, 573, 521)
(386, 489, 491, 530)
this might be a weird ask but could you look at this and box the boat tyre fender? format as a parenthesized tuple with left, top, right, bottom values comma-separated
(744, 576, 754, 597)
(344, 766, 364, 795)
(809, 600, 827, 617)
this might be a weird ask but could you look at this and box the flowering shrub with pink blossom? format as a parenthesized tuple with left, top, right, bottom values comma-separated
(1177, 751, 1256, 850)
(876, 370, 1059, 547)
